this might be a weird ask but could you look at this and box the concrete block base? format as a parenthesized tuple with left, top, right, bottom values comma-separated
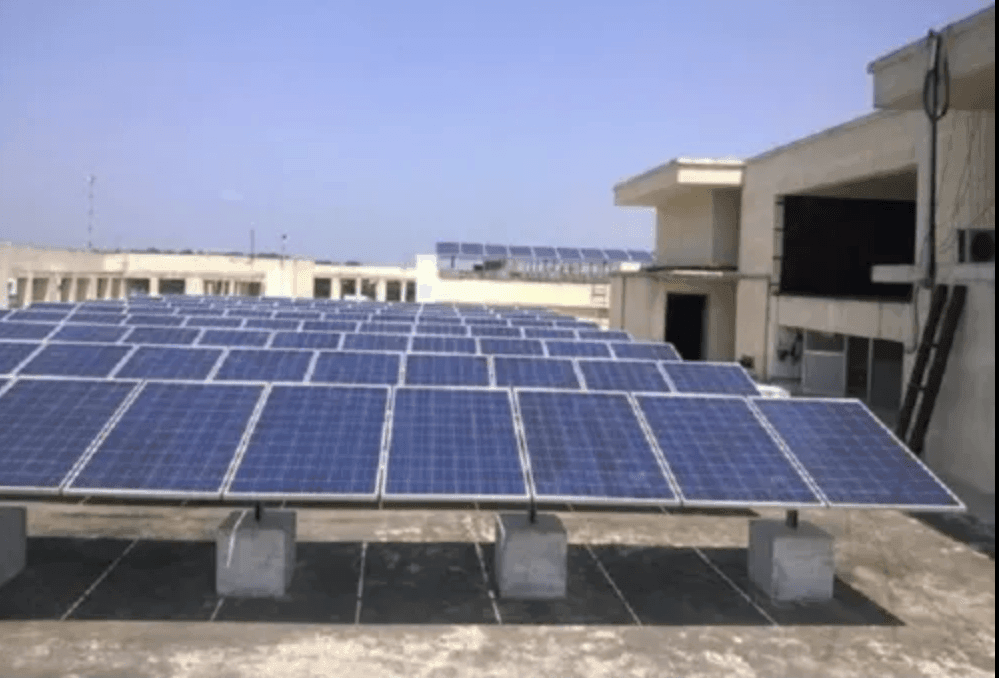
(216, 509, 296, 597)
(494, 513, 567, 599)
(0, 507, 27, 587)
(748, 519, 834, 603)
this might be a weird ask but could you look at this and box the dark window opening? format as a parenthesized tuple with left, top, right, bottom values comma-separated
(126, 278, 150, 296)
(360, 279, 377, 300)
(340, 279, 357, 298)
(386, 280, 402, 302)
(405, 281, 417, 302)
(665, 293, 706, 361)
(313, 278, 331, 299)
(160, 279, 186, 295)
(780, 195, 915, 299)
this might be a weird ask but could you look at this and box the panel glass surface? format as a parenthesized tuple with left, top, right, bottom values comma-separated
(52, 324, 130, 343)
(115, 346, 223, 380)
(229, 386, 387, 496)
(302, 320, 360, 332)
(611, 342, 681, 361)
(271, 331, 342, 350)
(409, 336, 477, 354)
(404, 354, 489, 386)
(0, 323, 57, 340)
(518, 391, 674, 501)
(754, 399, 961, 508)
(242, 318, 301, 330)
(360, 322, 413, 335)
(342, 333, 409, 352)
(215, 349, 312, 382)
(311, 351, 400, 385)
(20, 343, 131, 378)
(0, 379, 136, 489)
(127, 314, 185, 326)
(577, 360, 670, 392)
(197, 329, 271, 347)
(66, 313, 125, 325)
(493, 357, 579, 388)
(637, 395, 820, 504)
(545, 340, 611, 358)
(579, 330, 631, 342)
(385, 388, 526, 497)
(184, 317, 244, 328)
(524, 328, 577, 340)
(662, 363, 760, 395)
(0, 342, 40, 374)
(123, 326, 201, 346)
(478, 338, 544, 356)
(416, 324, 469, 336)
(7, 310, 67, 323)
(69, 383, 262, 493)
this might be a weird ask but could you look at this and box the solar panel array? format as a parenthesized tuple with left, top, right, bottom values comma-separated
(436, 242, 654, 263)
(0, 297, 963, 512)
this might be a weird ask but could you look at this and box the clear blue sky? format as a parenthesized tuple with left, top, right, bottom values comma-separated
(0, 1, 989, 264)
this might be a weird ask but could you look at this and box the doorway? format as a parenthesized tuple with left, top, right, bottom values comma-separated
(665, 293, 706, 360)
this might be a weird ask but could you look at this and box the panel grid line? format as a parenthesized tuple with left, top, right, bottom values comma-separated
(625, 393, 686, 503)
(219, 384, 274, 495)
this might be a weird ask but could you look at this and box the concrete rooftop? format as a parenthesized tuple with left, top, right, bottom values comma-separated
(0, 500, 994, 678)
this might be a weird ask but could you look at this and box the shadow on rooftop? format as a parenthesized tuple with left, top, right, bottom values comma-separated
(0, 537, 902, 626)
(908, 511, 995, 560)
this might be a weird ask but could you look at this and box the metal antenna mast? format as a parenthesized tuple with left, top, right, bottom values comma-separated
(86, 174, 96, 250)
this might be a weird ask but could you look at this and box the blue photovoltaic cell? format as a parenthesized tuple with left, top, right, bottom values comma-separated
(533, 247, 557, 259)
(524, 327, 577, 340)
(578, 360, 670, 392)
(478, 338, 544, 356)
(754, 399, 961, 508)
(185, 317, 244, 328)
(637, 395, 820, 505)
(628, 250, 655, 262)
(229, 386, 387, 496)
(410, 336, 477, 354)
(271, 331, 342, 350)
(484, 244, 508, 257)
(386, 388, 526, 497)
(463, 317, 507, 326)
(115, 346, 222, 380)
(579, 330, 631, 342)
(0, 379, 136, 490)
(0, 310, 8, 319)
(436, 242, 461, 255)
(303, 320, 359, 332)
(611, 342, 681, 361)
(226, 310, 273, 318)
(52, 324, 130, 343)
(509, 245, 533, 258)
(275, 311, 322, 320)
(0, 323, 57, 340)
(0, 342, 40, 374)
(69, 383, 262, 494)
(604, 249, 629, 261)
(127, 314, 185, 326)
(360, 322, 413, 335)
(470, 325, 522, 338)
(124, 326, 200, 346)
(405, 354, 489, 386)
(342, 333, 409, 352)
(580, 248, 606, 261)
(7, 310, 68, 323)
(460, 242, 484, 256)
(545, 340, 611, 358)
(416, 324, 469, 336)
(243, 318, 302, 330)
(557, 247, 582, 260)
(20, 343, 131, 378)
(662, 363, 760, 395)
(510, 319, 552, 328)
(215, 349, 312, 382)
(493, 357, 579, 389)
(183, 308, 226, 316)
(198, 329, 271, 347)
(518, 391, 673, 501)
(311, 351, 400, 385)
(66, 313, 125, 325)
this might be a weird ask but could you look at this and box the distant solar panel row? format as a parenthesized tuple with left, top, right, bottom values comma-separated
(0, 378, 962, 511)
(435, 242, 654, 263)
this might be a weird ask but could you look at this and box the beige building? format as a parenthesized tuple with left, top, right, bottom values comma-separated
(611, 6, 994, 514)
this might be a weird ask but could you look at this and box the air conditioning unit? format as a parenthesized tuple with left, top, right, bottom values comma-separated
(958, 229, 996, 263)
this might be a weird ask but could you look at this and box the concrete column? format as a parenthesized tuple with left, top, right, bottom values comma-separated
(87, 276, 98, 300)
(148, 277, 160, 296)
(494, 513, 567, 599)
(331, 277, 341, 300)
(24, 274, 34, 306)
(186, 278, 203, 296)
(47, 276, 59, 302)
(748, 519, 834, 602)
(376, 278, 387, 302)
(0, 507, 27, 587)
(217, 509, 296, 597)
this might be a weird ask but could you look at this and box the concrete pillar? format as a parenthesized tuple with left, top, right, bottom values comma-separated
(149, 277, 160, 296)
(216, 509, 296, 597)
(376, 278, 387, 302)
(331, 277, 341, 300)
(186, 278, 203, 296)
(494, 513, 568, 599)
(47, 276, 58, 302)
(0, 507, 27, 587)
(24, 274, 34, 306)
(87, 276, 98, 300)
(748, 519, 834, 603)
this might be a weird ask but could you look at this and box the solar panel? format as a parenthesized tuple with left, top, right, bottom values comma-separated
(226, 309, 273, 318)
(469, 325, 522, 338)
(7, 310, 67, 323)
(311, 351, 400, 385)
(637, 395, 821, 506)
(0, 342, 41, 374)
(628, 250, 655, 262)
(66, 313, 125, 325)
(753, 399, 962, 509)
(610, 342, 680, 361)
(215, 349, 312, 382)
(271, 331, 342, 350)
(517, 391, 675, 503)
(523, 327, 577, 340)
(580, 248, 606, 261)
(493, 357, 579, 388)
(416, 324, 469, 336)
(545, 340, 611, 358)
(557, 247, 582, 260)
(409, 336, 477, 354)
(242, 318, 301, 331)
(20, 344, 131, 378)
(0, 323, 57, 340)
(197, 329, 271, 347)
(275, 311, 322, 320)
(404, 354, 489, 386)
(185, 317, 244, 328)
(303, 320, 359, 333)
(227, 386, 387, 498)
(533, 246, 557, 259)
(52, 324, 130, 343)
(436, 242, 461, 256)
(603, 249, 629, 261)
(67, 383, 263, 496)
(0, 379, 137, 492)
(478, 338, 544, 356)
(114, 346, 223, 380)
(579, 330, 631, 342)
(384, 388, 526, 499)
(124, 326, 200, 346)
(460, 243, 484, 257)
(484, 244, 508, 257)
(127, 314, 185, 326)
(662, 362, 759, 395)
(508, 246, 534, 259)
(577, 360, 670, 392)
(360, 322, 413, 335)
(342, 333, 409, 352)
